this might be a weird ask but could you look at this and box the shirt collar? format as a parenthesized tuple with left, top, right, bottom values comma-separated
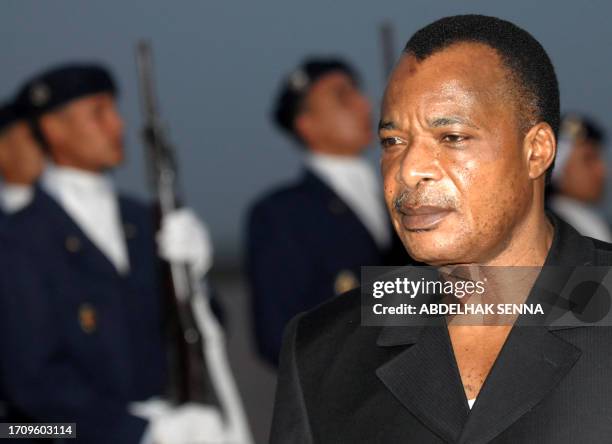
(304, 152, 377, 188)
(305, 152, 371, 173)
(41, 164, 114, 198)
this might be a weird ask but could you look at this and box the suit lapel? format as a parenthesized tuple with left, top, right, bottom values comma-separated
(34, 186, 123, 279)
(458, 215, 594, 442)
(457, 326, 581, 443)
(117, 197, 144, 281)
(376, 319, 469, 443)
(303, 169, 381, 254)
(375, 309, 584, 444)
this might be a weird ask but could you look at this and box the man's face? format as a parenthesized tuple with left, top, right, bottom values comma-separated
(380, 43, 535, 265)
(0, 122, 44, 184)
(561, 140, 606, 202)
(296, 71, 372, 155)
(43, 93, 124, 172)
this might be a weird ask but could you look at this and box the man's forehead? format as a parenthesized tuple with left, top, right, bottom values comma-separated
(309, 71, 355, 94)
(381, 43, 512, 127)
(385, 42, 508, 104)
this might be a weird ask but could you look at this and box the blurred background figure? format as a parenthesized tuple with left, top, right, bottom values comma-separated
(0, 102, 44, 219)
(0, 102, 43, 422)
(548, 114, 611, 241)
(0, 63, 251, 444)
(245, 57, 409, 367)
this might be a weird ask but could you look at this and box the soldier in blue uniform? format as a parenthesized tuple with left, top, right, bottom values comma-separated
(0, 64, 222, 444)
(0, 102, 44, 222)
(0, 103, 43, 423)
(547, 114, 610, 241)
(245, 58, 410, 366)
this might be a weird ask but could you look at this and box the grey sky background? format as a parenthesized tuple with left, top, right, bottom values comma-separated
(1, 0, 611, 266)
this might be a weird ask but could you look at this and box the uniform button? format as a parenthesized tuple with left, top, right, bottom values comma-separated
(78, 303, 97, 334)
(65, 235, 81, 253)
(334, 270, 359, 295)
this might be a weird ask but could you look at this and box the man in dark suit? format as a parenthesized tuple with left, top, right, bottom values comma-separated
(246, 58, 409, 366)
(271, 15, 612, 443)
(0, 64, 235, 444)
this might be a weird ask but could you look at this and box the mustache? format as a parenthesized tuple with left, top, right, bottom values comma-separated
(393, 188, 459, 212)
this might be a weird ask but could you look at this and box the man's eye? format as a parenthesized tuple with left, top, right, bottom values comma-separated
(380, 137, 403, 149)
(441, 134, 468, 144)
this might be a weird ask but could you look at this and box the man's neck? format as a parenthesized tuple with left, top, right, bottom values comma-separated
(51, 156, 106, 175)
(484, 208, 554, 267)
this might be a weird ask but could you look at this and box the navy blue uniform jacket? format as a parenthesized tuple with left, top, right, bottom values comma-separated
(0, 187, 167, 443)
(246, 170, 409, 366)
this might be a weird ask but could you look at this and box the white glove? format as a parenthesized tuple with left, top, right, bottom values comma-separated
(157, 208, 213, 280)
(129, 397, 173, 421)
(150, 403, 227, 444)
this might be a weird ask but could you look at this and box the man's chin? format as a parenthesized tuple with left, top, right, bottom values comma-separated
(402, 232, 465, 266)
(99, 157, 123, 172)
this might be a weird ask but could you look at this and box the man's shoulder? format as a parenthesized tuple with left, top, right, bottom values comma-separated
(116, 192, 157, 230)
(3, 189, 152, 248)
(249, 169, 338, 216)
(585, 236, 612, 265)
(2, 190, 51, 238)
(589, 237, 612, 252)
(550, 214, 612, 266)
(250, 177, 317, 214)
(118, 192, 147, 207)
(0, 203, 47, 261)
(291, 287, 370, 355)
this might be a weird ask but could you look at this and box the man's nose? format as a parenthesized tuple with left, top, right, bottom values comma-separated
(108, 110, 124, 138)
(397, 137, 443, 189)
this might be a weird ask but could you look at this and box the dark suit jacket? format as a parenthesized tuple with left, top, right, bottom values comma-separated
(270, 215, 612, 443)
(0, 187, 167, 444)
(246, 169, 409, 366)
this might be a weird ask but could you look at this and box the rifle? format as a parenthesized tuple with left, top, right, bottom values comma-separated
(135, 40, 215, 405)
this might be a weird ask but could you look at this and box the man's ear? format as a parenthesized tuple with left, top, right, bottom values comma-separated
(38, 113, 63, 148)
(524, 122, 556, 180)
(0, 137, 9, 166)
(294, 113, 315, 147)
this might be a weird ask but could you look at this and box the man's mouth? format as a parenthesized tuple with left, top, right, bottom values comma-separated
(399, 205, 453, 231)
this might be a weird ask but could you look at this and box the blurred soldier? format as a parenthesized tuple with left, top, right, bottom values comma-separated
(0, 104, 43, 423)
(548, 114, 611, 241)
(0, 103, 44, 219)
(246, 57, 410, 366)
(0, 64, 250, 444)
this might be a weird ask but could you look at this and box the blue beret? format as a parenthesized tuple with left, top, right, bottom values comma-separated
(560, 113, 606, 144)
(14, 63, 117, 118)
(273, 57, 359, 139)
